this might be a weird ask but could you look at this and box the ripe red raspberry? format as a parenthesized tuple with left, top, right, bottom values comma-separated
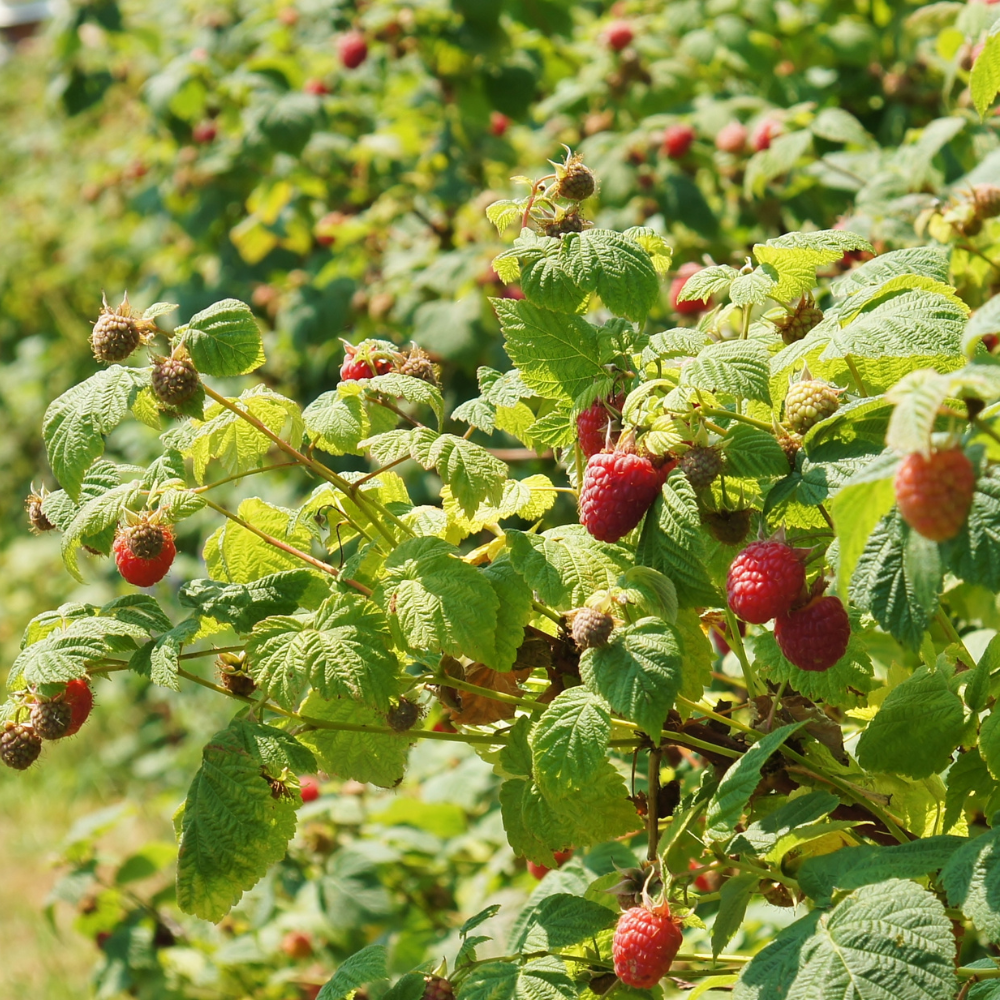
(612, 902, 683, 989)
(605, 20, 634, 51)
(192, 120, 218, 144)
(299, 776, 321, 803)
(894, 448, 976, 542)
(579, 452, 667, 543)
(527, 848, 574, 880)
(775, 595, 850, 672)
(423, 977, 454, 1000)
(490, 111, 510, 137)
(338, 31, 368, 69)
(715, 120, 747, 154)
(113, 523, 176, 587)
(577, 395, 625, 458)
(670, 262, 710, 315)
(63, 679, 94, 737)
(662, 123, 695, 160)
(751, 118, 782, 152)
(304, 78, 330, 96)
(433, 718, 456, 733)
(726, 540, 806, 624)
(282, 930, 313, 959)
(340, 343, 393, 382)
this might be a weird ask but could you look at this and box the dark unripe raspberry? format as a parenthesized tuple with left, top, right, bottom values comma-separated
(387, 697, 419, 732)
(670, 262, 709, 314)
(715, 120, 747, 154)
(114, 522, 176, 587)
(542, 209, 587, 237)
(91, 311, 141, 363)
(577, 395, 624, 458)
(339, 31, 368, 69)
(217, 652, 256, 697)
(662, 123, 695, 160)
(779, 430, 803, 468)
(1, 722, 42, 770)
(423, 977, 454, 1000)
(556, 155, 596, 201)
(612, 903, 683, 988)
(973, 183, 1000, 219)
(702, 508, 753, 546)
(24, 492, 54, 534)
(579, 451, 667, 543)
(726, 540, 806, 624)
(774, 595, 851, 672)
(679, 446, 722, 489)
(125, 521, 167, 561)
(399, 346, 440, 386)
(151, 353, 200, 406)
(894, 448, 976, 543)
(784, 379, 840, 434)
(776, 296, 824, 345)
(571, 608, 615, 650)
(30, 700, 73, 740)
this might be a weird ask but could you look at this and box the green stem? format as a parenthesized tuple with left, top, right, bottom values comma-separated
(936, 606, 977, 668)
(973, 416, 1000, 450)
(958, 967, 1000, 981)
(675, 952, 752, 965)
(532, 600, 564, 626)
(676, 695, 756, 735)
(434, 675, 543, 714)
(190, 461, 299, 494)
(700, 408, 774, 432)
(844, 355, 868, 397)
(647, 746, 663, 861)
(724, 609, 760, 699)
(353, 454, 411, 488)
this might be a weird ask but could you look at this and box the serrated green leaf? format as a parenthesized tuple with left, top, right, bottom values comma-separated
(100, 595, 173, 634)
(830, 466, 898, 598)
(179, 571, 329, 634)
(809, 107, 874, 147)
(530, 688, 611, 801)
(580, 618, 683, 738)
(705, 723, 805, 842)
(494, 298, 612, 402)
(942, 826, 1000, 941)
(419, 435, 506, 518)
(297, 691, 411, 787)
(851, 511, 937, 649)
(831, 247, 951, 299)
(973, 27, 1000, 118)
(43, 367, 147, 499)
(245, 594, 398, 711)
(676, 265, 740, 303)
(856, 665, 965, 779)
(368, 373, 445, 427)
(744, 130, 813, 198)
(682, 340, 772, 404)
(506, 525, 633, 609)
(480, 559, 533, 672)
(734, 880, 957, 1000)
(175, 719, 304, 921)
(148, 617, 201, 690)
(754, 230, 872, 302)
(981, 709, 1000, 780)
(942, 470, 1000, 591)
(722, 423, 791, 479)
(729, 265, 779, 307)
(457, 959, 575, 1000)
(376, 537, 499, 663)
(636, 474, 719, 608)
(317, 945, 388, 1000)
(60, 480, 143, 582)
(520, 894, 617, 951)
(623, 226, 673, 276)
(181, 299, 264, 376)
(712, 873, 758, 957)
(303, 391, 368, 456)
(486, 199, 523, 234)
(730, 792, 840, 856)
(798, 836, 965, 906)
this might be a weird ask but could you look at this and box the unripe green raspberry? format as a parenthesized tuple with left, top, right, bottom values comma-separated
(778, 430, 804, 468)
(678, 446, 722, 489)
(775, 296, 824, 346)
(784, 380, 841, 434)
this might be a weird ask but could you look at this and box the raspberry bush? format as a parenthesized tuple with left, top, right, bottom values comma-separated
(10, 1, 1000, 998)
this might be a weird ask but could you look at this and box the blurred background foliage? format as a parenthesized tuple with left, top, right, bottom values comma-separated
(3, 0, 1000, 996)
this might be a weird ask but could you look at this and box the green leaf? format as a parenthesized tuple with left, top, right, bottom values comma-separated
(179, 571, 330, 634)
(100, 595, 173, 634)
(369, 373, 445, 427)
(417, 435, 507, 518)
(297, 691, 411, 788)
(677, 265, 740, 302)
(60, 479, 144, 582)
(303, 391, 369, 456)
(506, 525, 633, 609)
(945, 751, 998, 835)
(744, 130, 813, 198)
(809, 107, 874, 147)
(520, 894, 617, 950)
(730, 792, 840, 857)
(636, 474, 720, 608)
(712, 873, 758, 957)
(175, 719, 305, 921)
(830, 464, 898, 598)
(245, 594, 399, 711)
(972, 26, 1000, 118)
(754, 230, 872, 302)
(681, 340, 772, 404)
(376, 537, 499, 664)
(966, 635, 999, 714)
(981, 709, 1000, 780)
(43, 367, 147, 499)
(494, 298, 612, 402)
(856, 665, 966, 779)
(480, 559, 534, 672)
(203, 497, 315, 583)
(457, 959, 575, 1000)
(734, 880, 957, 1000)
(580, 618, 684, 738)
(798, 836, 965, 906)
(831, 247, 951, 299)
(180, 299, 264, 376)
(721, 423, 791, 480)
(530, 688, 611, 801)
(147, 617, 201, 691)
(317, 945, 388, 1000)
(705, 723, 806, 842)
(943, 471, 1000, 591)
(942, 827, 1000, 940)
(851, 511, 938, 650)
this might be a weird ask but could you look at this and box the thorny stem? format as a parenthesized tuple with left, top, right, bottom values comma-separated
(372, 397, 423, 428)
(429, 674, 543, 714)
(190, 461, 300, 493)
(647, 746, 663, 860)
(353, 454, 411, 488)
